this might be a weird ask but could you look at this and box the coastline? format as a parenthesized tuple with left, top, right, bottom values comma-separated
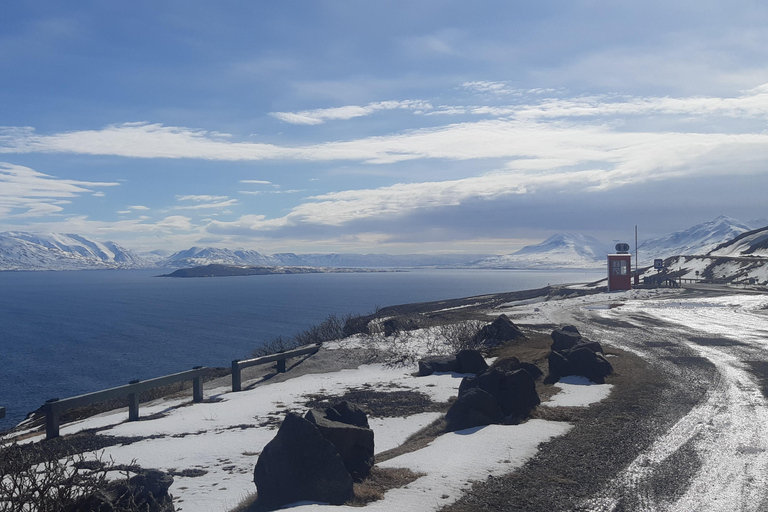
(4, 283, 767, 511)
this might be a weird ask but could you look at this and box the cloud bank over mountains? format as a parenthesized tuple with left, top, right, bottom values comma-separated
(1, 2, 767, 253)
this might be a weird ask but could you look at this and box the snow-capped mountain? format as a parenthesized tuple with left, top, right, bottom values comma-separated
(162, 247, 282, 268)
(0, 232, 151, 270)
(636, 216, 752, 263)
(471, 233, 610, 269)
(708, 224, 768, 257)
(162, 247, 489, 268)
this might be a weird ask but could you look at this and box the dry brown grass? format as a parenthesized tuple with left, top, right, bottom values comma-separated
(348, 466, 425, 506)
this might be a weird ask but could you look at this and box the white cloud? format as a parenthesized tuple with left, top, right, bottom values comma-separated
(156, 216, 194, 230)
(0, 162, 119, 218)
(128, 205, 150, 210)
(239, 179, 272, 185)
(176, 195, 228, 202)
(174, 199, 238, 210)
(270, 100, 433, 125)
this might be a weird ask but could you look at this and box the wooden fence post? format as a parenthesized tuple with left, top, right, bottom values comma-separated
(44, 399, 60, 440)
(192, 367, 204, 402)
(128, 380, 140, 421)
(276, 358, 286, 373)
(232, 360, 241, 392)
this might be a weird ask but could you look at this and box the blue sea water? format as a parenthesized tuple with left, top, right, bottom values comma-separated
(0, 268, 603, 429)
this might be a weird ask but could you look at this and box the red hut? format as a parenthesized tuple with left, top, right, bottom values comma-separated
(607, 243, 632, 291)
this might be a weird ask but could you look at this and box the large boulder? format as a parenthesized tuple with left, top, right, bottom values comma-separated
(551, 327, 582, 352)
(473, 314, 525, 347)
(459, 368, 540, 423)
(456, 349, 489, 374)
(492, 357, 543, 381)
(253, 413, 353, 509)
(546, 328, 613, 384)
(305, 403, 375, 481)
(445, 387, 504, 431)
(418, 355, 459, 376)
(564, 347, 613, 384)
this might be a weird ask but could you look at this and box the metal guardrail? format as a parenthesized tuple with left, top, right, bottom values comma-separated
(43, 366, 207, 440)
(231, 344, 321, 392)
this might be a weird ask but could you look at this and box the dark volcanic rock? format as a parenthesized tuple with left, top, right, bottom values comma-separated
(305, 404, 375, 481)
(546, 328, 613, 384)
(459, 368, 540, 423)
(445, 387, 505, 431)
(474, 314, 526, 347)
(456, 349, 489, 374)
(566, 347, 613, 384)
(418, 355, 459, 376)
(551, 327, 582, 352)
(324, 401, 370, 428)
(253, 413, 353, 508)
(492, 357, 543, 381)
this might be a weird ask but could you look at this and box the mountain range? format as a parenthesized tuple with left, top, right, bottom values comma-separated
(0, 216, 764, 271)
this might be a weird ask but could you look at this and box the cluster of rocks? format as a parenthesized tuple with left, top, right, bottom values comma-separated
(253, 401, 373, 510)
(546, 325, 613, 384)
(445, 356, 542, 431)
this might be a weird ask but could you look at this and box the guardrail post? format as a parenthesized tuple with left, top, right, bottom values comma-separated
(232, 360, 242, 392)
(44, 399, 60, 440)
(192, 367, 204, 402)
(128, 380, 140, 421)
(276, 358, 286, 373)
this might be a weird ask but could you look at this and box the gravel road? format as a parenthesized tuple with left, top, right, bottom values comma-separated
(446, 286, 768, 512)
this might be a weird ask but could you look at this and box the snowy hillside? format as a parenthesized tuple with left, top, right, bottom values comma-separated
(162, 247, 281, 268)
(637, 216, 752, 263)
(162, 248, 488, 269)
(708, 224, 768, 257)
(471, 234, 609, 269)
(0, 232, 151, 271)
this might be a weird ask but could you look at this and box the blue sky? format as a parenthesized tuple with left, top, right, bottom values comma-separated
(1, 1, 768, 254)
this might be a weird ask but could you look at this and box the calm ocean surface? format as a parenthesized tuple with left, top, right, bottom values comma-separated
(0, 268, 603, 429)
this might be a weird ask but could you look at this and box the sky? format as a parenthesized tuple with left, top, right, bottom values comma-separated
(1, 1, 768, 255)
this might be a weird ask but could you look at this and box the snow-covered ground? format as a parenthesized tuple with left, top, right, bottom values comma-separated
(9, 332, 613, 512)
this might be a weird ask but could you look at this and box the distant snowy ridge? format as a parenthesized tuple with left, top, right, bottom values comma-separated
(637, 215, 753, 263)
(708, 224, 768, 257)
(470, 233, 609, 269)
(0, 232, 151, 270)
(162, 248, 490, 268)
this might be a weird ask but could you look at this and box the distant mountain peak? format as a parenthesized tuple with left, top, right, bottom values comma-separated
(637, 216, 753, 263)
(471, 232, 609, 269)
(0, 231, 150, 270)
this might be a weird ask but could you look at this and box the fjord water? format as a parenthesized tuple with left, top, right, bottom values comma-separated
(0, 268, 602, 429)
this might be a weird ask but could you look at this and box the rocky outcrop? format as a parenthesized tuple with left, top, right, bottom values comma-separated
(546, 326, 613, 384)
(253, 413, 354, 509)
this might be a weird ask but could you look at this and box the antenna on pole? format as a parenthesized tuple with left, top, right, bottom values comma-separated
(635, 225, 638, 285)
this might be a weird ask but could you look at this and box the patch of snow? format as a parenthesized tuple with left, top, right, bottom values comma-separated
(547, 376, 613, 407)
